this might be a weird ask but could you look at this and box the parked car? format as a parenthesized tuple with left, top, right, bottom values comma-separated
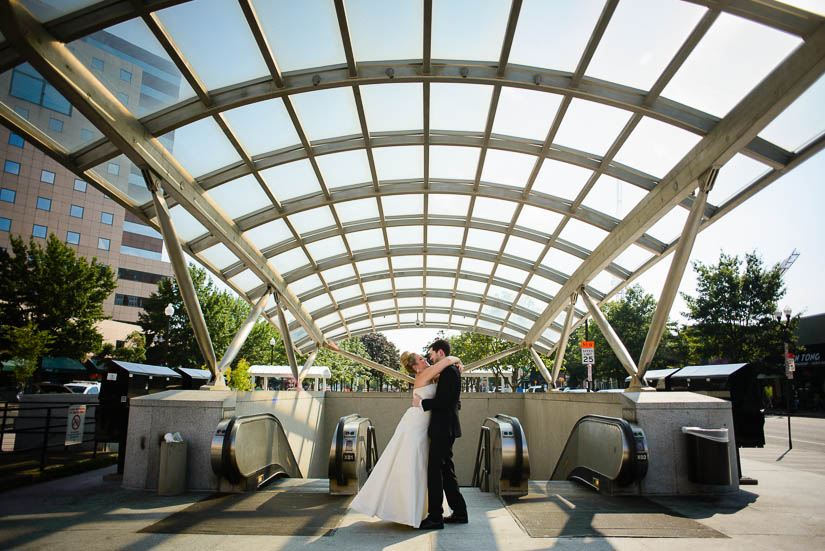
(526, 385, 546, 393)
(64, 382, 100, 395)
(16, 382, 73, 400)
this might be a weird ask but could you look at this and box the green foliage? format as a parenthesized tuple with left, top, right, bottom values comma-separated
(360, 332, 400, 388)
(227, 358, 252, 391)
(111, 331, 146, 363)
(682, 251, 793, 364)
(446, 332, 533, 390)
(317, 338, 370, 386)
(0, 234, 116, 362)
(1, 321, 54, 384)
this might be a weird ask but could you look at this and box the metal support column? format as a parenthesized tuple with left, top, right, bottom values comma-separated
(463, 344, 527, 373)
(297, 349, 318, 382)
(550, 294, 578, 388)
(147, 173, 218, 383)
(579, 287, 646, 390)
(528, 347, 553, 388)
(217, 289, 271, 377)
(637, 168, 717, 380)
(322, 342, 414, 384)
(274, 293, 300, 385)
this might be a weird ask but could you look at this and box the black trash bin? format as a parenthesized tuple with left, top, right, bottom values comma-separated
(682, 427, 731, 485)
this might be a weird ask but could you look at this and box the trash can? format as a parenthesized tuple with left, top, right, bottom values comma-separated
(682, 427, 731, 485)
(158, 438, 187, 495)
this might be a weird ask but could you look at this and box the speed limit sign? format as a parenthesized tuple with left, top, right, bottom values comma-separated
(581, 341, 595, 365)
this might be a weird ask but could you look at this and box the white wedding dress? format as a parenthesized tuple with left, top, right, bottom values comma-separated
(349, 383, 435, 528)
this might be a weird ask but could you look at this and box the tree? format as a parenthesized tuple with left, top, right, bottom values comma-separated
(227, 358, 252, 390)
(682, 251, 793, 365)
(111, 331, 146, 363)
(447, 332, 532, 391)
(317, 338, 370, 390)
(0, 234, 116, 365)
(0, 321, 54, 386)
(360, 333, 400, 390)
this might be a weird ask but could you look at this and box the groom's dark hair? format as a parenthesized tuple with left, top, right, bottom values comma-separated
(429, 338, 450, 356)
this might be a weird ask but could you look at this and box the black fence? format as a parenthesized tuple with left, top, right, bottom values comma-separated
(0, 401, 101, 472)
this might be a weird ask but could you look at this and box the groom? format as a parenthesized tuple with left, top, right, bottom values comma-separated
(413, 338, 468, 529)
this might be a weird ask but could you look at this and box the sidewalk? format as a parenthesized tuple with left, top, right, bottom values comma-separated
(0, 443, 823, 550)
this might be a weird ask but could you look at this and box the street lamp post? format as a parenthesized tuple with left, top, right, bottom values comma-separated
(775, 306, 794, 450)
(269, 337, 276, 366)
(164, 303, 174, 367)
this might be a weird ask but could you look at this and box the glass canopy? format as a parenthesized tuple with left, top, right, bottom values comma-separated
(1, 0, 823, 358)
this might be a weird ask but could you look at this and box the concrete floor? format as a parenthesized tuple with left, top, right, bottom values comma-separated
(0, 416, 823, 550)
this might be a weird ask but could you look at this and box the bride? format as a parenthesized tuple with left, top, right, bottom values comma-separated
(348, 350, 462, 528)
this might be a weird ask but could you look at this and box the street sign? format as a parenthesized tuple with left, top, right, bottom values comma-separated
(786, 352, 795, 372)
(65, 404, 86, 446)
(580, 341, 595, 365)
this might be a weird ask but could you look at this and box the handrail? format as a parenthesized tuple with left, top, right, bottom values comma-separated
(471, 425, 491, 489)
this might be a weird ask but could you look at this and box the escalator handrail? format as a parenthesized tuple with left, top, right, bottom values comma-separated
(551, 414, 639, 485)
(332, 413, 358, 485)
(495, 414, 526, 484)
(218, 412, 300, 483)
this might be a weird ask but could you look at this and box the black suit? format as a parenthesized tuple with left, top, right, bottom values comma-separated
(421, 364, 466, 520)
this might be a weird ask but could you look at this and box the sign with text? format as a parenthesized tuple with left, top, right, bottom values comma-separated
(580, 341, 595, 365)
(786, 352, 795, 373)
(65, 404, 86, 446)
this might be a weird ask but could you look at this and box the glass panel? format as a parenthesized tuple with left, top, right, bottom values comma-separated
(480, 149, 535, 189)
(528, 274, 561, 297)
(477, 319, 499, 331)
(346, 0, 422, 61)
(581, 175, 646, 220)
(465, 228, 504, 251)
(261, 159, 322, 202)
(68, 19, 196, 118)
(168, 205, 208, 241)
(509, 314, 532, 329)
(493, 87, 561, 141)
(290, 88, 361, 142)
(472, 196, 517, 223)
(399, 313, 419, 324)
(430, 146, 480, 180)
(253, 0, 345, 73)
(332, 285, 362, 302)
(532, 159, 592, 201)
(162, 117, 241, 178)
(759, 73, 825, 152)
(271, 247, 311, 274)
(428, 276, 456, 289)
(504, 235, 545, 260)
(316, 150, 372, 189)
(562, 217, 608, 251)
(428, 313, 450, 324)
(387, 226, 423, 246)
(381, 194, 424, 216)
(487, 285, 517, 302)
(199, 243, 239, 270)
(369, 299, 395, 312)
(343, 303, 368, 317)
(372, 314, 397, 327)
(430, 83, 493, 132)
(347, 319, 372, 332)
(615, 116, 702, 179)
(395, 276, 423, 290)
(518, 293, 546, 314)
(613, 243, 653, 272)
(516, 204, 562, 235)
(589, 270, 620, 295)
(335, 197, 381, 224)
(554, 98, 633, 157)
(452, 315, 477, 328)
(392, 255, 424, 270)
(453, 299, 478, 312)
(541, 248, 581, 276)
(317, 312, 341, 330)
(322, 263, 356, 284)
(428, 193, 470, 216)
(20, 0, 99, 22)
(456, 278, 486, 295)
(482, 305, 508, 320)
(290, 274, 322, 296)
(710, 154, 770, 206)
(373, 146, 424, 181)
(207, 174, 272, 219)
(304, 294, 333, 314)
(156, 0, 268, 91)
(645, 206, 688, 244)
(427, 297, 452, 308)
(397, 297, 422, 309)
(355, 257, 389, 275)
(364, 279, 392, 294)
(346, 228, 385, 250)
(306, 236, 348, 262)
(428, 255, 459, 269)
(587, 0, 706, 91)
(662, 13, 802, 118)
(495, 264, 529, 285)
(244, 219, 293, 250)
(230, 269, 263, 293)
(223, 99, 300, 156)
(289, 206, 337, 235)
(432, 0, 510, 61)
(462, 258, 495, 275)
(360, 83, 423, 133)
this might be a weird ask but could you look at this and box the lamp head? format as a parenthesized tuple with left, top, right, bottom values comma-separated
(164, 303, 174, 317)
(783, 305, 792, 318)
(269, 337, 276, 346)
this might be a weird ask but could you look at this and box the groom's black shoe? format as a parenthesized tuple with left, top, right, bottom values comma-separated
(419, 517, 444, 530)
(443, 513, 468, 524)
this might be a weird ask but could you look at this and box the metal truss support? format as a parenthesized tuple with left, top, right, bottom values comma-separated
(297, 349, 318, 383)
(637, 168, 718, 380)
(321, 341, 414, 384)
(550, 294, 578, 389)
(217, 289, 271, 377)
(579, 287, 646, 390)
(147, 175, 219, 383)
(528, 347, 553, 388)
(274, 293, 300, 384)
(463, 344, 527, 373)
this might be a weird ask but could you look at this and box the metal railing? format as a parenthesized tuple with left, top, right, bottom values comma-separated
(0, 401, 101, 472)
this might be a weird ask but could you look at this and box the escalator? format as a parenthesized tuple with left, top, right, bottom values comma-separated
(472, 414, 530, 497)
(328, 414, 379, 495)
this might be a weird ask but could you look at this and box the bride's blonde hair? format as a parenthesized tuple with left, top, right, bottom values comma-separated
(400, 351, 417, 375)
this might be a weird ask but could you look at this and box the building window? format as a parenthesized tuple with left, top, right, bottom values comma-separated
(107, 163, 120, 176)
(114, 293, 146, 308)
(80, 128, 95, 142)
(13, 106, 29, 119)
(0, 188, 15, 203)
(118, 267, 166, 285)
(120, 69, 132, 83)
(32, 224, 47, 238)
(4, 160, 21, 175)
(48, 118, 63, 133)
(70, 204, 84, 218)
(0, 218, 10, 232)
(40, 170, 55, 184)
(97, 237, 110, 251)
(74, 179, 87, 192)
(66, 231, 80, 245)
(101, 212, 114, 225)
(9, 63, 72, 116)
(91, 57, 104, 70)
(8, 133, 24, 148)
(116, 92, 128, 105)
(36, 197, 51, 211)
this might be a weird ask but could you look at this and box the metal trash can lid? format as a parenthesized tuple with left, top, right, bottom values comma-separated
(681, 427, 729, 442)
